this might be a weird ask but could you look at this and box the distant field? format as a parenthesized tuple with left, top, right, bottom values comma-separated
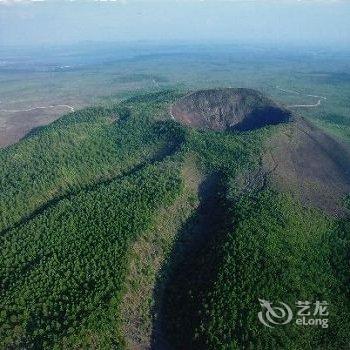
(1, 43, 350, 147)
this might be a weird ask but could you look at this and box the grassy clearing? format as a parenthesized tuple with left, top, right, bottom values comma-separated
(120, 155, 204, 349)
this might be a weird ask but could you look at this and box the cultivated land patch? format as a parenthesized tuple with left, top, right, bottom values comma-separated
(0, 105, 75, 148)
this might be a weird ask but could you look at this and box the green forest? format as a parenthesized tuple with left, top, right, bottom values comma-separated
(1, 90, 350, 349)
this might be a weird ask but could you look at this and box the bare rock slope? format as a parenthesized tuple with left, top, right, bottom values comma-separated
(172, 88, 350, 215)
(264, 118, 350, 216)
(171, 88, 292, 131)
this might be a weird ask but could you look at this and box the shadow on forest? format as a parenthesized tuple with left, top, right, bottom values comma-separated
(151, 172, 234, 350)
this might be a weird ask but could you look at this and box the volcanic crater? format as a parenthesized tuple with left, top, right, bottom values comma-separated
(172, 88, 350, 216)
(171, 88, 292, 131)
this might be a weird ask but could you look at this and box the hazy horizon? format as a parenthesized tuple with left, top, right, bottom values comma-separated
(1, 0, 349, 49)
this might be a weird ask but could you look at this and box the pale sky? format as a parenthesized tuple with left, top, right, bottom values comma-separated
(0, 0, 349, 48)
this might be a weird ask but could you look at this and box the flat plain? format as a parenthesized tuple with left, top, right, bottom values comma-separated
(1, 43, 350, 147)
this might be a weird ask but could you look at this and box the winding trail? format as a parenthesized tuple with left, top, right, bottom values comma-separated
(287, 100, 323, 108)
(169, 107, 175, 120)
(276, 85, 327, 109)
(0, 104, 75, 113)
(276, 86, 301, 95)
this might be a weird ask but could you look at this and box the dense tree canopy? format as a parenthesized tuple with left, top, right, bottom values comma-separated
(1, 90, 349, 349)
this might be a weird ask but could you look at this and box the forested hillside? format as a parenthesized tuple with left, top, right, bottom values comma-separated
(163, 188, 350, 349)
(1, 89, 350, 349)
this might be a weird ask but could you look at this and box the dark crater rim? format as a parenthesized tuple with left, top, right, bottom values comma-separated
(171, 88, 293, 132)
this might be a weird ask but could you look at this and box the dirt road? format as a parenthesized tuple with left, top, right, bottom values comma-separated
(276, 85, 327, 108)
